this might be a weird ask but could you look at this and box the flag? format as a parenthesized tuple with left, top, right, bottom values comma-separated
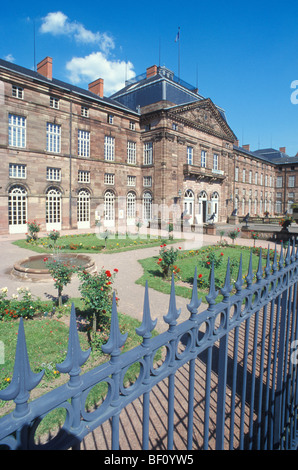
(175, 28, 180, 42)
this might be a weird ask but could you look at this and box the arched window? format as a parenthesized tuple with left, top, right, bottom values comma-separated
(77, 189, 90, 228)
(104, 190, 115, 226)
(183, 189, 194, 224)
(8, 185, 27, 233)
(143, 191, 152, 222)
(46, 187, 61, 230)
(127, 191, 136, 221)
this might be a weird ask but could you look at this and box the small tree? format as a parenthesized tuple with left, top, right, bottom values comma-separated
(227, 228, 241, 245)
(44, 257, 77, 307)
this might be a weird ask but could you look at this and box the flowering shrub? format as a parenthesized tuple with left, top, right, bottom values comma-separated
(200, 249, 224, 270)
(251, 231, 259, 247)
(0, 286, 43, 320)
(78, 268, 118, 333)
(26, 220, 41, 242)
(157, 244, 179, 278)
(44, 257, 77, 307)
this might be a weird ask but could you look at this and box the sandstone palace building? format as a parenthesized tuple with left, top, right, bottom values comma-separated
(0, 56, 297, 235)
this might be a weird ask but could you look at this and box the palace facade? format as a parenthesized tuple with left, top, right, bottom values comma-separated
(0, 56, 295, 235)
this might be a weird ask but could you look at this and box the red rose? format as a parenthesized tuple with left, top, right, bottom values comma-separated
(114, 268, 118, 272)
(220, 252, 224, 256)
(198, 274, 203, 278)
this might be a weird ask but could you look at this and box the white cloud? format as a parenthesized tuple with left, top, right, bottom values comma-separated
(4, 54, 15, 63)
(40, 11, 114, 53)
(66, 52, 135, 96)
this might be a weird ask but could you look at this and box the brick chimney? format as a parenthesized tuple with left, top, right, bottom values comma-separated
(279, 147, 286, 154)
(37, 57, 53, 80)
(234, 139, 239, 147)
(146, 65, 158, 79)
(242, 144, 250, 151)
(88, 78, 104, 98)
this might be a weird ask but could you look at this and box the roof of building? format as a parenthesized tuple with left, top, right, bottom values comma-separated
(111, 65, 227, 120)
(0, 58, 138, 115)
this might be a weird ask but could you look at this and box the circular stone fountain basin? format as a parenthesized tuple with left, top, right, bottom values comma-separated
(12, 253, 96, 282)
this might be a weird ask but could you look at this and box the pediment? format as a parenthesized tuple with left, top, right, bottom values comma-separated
(168, 98, 236, 141)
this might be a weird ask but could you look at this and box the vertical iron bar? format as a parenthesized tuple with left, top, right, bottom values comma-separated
(215, 329, 228, 450)
(240, 317, 250, 450)
(187, 358, 195, 450)
(229, 325, 239, 450)
(203, 347, 212, 450)
(257, 303, 268, 449)
(274, 287, 288, 449)
(248, 309, 260, 449)
(142, 391, 150, 450)
(167, 373, 175, 449)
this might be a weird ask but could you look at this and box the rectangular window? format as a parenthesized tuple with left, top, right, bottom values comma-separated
(213, 153, 218, 170)
(78, 170, 90, 183)
(108, 114, 114, 124)
(235, 167, 239, 182)
(127, 175, 136, 186)
(289, 175, 295, 187)
(9, 163, 26, 179)
(46, 123, 61, 153)
(8, 114, 26, 148)
(104, 173, 115, 185)
(187, 146, 193, 165)
(81, 106, 89, 117)
(104, 136, 115, 161)
(260, 174, 263, 185)
(201, 150, 206, 168)
(46, 167, 61, 181)
(50, 96, 59, 109)
(129, 121, 136, 131)
(172, 123, 178, 131)
(242, 169, 246, 183)
(127, 141, 136, 164)
(276, 176, 283, 188)
(249, 170, 252, 184)
(12, 85, 23, 99)
(143, 176, 152, 187)
(143, 142, 153, 165)
(255, 172, 258, 184)
(78, 130, 90, 157)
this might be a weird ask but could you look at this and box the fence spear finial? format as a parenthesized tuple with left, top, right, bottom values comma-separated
(279, 242, 284, 270)
(235, 253, 243, 293)
(206, 262, 218, 310)
(164, 274, 181, 329)
(136, 281, 157, 342)
(264, 245, 271, 278)
(187, 266, 202, 319)
(0, 318, 44, 417)
(272, 244, 278, 272)
(256, 248, 263, 282)
(56, 304, 91, 383)
(246, 251, 253, 287)
(221, 258, 233, 300)
(102, 292, 127, 359)
(285, 241, 291, 265)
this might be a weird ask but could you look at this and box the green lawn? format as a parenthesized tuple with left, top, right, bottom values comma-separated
(13, 232, 181, 254)
(136, 245, 275, 303)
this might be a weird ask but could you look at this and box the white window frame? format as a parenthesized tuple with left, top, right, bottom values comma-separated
(78, 170, 90, 183)
(276, 176, 283, 188)
(104, 136, 115, 161)
(8, 185, 27, 233)
(104, 173, 115, 185)
(143, 176, 152, 187)
(81, 106, 89, 117)
(8, 114, 26, 148)
(78, 130, 90, 157)
(201, 150, 206, 168)
(77, 189, 90, 228)
(50, 96, 59, 109)
(12, 85, 24, 99)
(187, 146, 193, 165)
(46, 167, 61, 182)
(129, 121, 136, 131)
(127, 175, 136, 186)
(127, 141, 136, 164)
(213, 153, 218, 171)
(46, 187, 61, 230)
(143, 142, 153, 165)
(289, 175, 295, 188)
(9, 163, 26, 179)
(46, 123, 61, 153)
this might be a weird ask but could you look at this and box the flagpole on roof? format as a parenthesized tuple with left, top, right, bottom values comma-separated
(175, 27, 180, 83)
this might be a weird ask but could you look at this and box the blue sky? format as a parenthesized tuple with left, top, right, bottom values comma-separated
(1, 0, 298, 156)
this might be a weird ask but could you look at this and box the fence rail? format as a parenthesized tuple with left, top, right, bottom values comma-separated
(1, 242, 298, 450)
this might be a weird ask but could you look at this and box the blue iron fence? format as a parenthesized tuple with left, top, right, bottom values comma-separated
(1, 242, 298, 450)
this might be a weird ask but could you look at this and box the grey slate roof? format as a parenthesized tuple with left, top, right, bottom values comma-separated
(0, 58, 138, 115)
